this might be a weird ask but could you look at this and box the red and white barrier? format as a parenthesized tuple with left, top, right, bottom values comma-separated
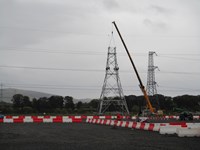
(88, 118, 200, 137)
(86, 118, 168, 131)
(3, 115, 200, 121)
(159, 122, 200, 136)
(86, 118, 200, 137)
(0, 116, 82, 123)
(133, 115, 200, 120)
(177, 127, 200, 137)
(160, 125, 185, 135)
(1, 115, 200, 123)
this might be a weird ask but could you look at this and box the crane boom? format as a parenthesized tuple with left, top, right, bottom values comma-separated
(112, 21, 154, 113)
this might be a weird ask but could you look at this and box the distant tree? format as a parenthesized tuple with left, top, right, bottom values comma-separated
(12, 94, 24, 110)
(32, 98, 38, 112)
(37, 97, 49, 113)
(76, 101, 83, 110)
(155, 94, 166, 110)
(23, 96, 32, 107)
(125, 94, 174, 113)
(48, 96, 64, 110)
(0, 101, 13, 114)
(11, 94, 32, 113)
(23, 106, 33, 114)
(64, 96, 75, 110)
(173, 95, 200, 111)
(125, 95, 138, 112)
(163, 96, 173, 111)
(89, 99, 99, 109)
(132, 105, 139, 113)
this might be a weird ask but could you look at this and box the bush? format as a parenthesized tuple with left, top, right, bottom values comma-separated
(23, 107, 34, 114)
(132, 105, 139, 113)
(54, 108, 67, 114)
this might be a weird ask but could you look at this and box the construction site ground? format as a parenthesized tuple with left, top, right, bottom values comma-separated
(1, 121, 200, 150)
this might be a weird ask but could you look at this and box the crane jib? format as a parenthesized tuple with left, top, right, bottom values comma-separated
(112, 21, 143, 86)
(112, 21, 154, 113)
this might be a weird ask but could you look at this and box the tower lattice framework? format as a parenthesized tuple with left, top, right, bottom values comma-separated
(146, 51, 158, 96)
(98, 46, 129, 114)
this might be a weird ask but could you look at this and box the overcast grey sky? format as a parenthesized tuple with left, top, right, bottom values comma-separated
(0, 0, 200, 99)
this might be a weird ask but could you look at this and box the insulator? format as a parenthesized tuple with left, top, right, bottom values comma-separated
(106, 67, 110, 70)
(114, 67, 119, 71)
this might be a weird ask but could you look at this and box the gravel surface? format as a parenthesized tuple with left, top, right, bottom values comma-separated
(0, 123, 199, 150)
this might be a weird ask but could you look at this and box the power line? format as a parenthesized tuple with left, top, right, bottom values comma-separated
(157, 71, 200, 75)
(1, 26, 200, 38)
(0, 26, 106, 36)
(0, 65, 103, 72)
(3, 83, 200, 91)
(158, 55, 200, 61)
(1, 47, 200, 61)
(1, 46, 200, 55)
(125, 34, 200, 38)
(3, 85, 200, 92)
(159, 53, 200, 56)
(0, 47, 141, 56)
(159, 85, 200, 91)
(5, 83, 101, 88)
(0, 47, 108, 55)
(1, 82, 199, 97)
(5, 85, 100, 91)
(0, 65, 200, 75)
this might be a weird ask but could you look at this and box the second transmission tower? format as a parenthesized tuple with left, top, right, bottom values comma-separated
(146, 51, 158, 96)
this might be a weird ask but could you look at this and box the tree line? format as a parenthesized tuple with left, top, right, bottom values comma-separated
(0, 94, 200, 114)
(125, 94, 200, 114)
(0, 94, 98, 114)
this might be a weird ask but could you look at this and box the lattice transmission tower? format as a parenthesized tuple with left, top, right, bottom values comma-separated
(146, 51, 158, 96)
(98, 36, 129, 114)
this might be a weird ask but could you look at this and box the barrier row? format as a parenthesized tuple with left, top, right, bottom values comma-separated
(132, 116, 200, 120)
(86, 118, 200, 137)
(3, 115, 200, 120)
(87, 115, 200, 120)
(0, 116, 82, 123)
(3, 116, 82, 119)
(1, 115, 200, 123)
(86, 118, 168, 131)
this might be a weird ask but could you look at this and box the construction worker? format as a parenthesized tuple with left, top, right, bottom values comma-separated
(117, 113, 121, 120)
(112, 113, 121, 129)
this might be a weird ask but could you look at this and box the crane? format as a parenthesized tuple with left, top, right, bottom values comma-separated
(112, 21, 155, 114)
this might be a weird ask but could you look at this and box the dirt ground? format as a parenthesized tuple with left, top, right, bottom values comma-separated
(0, 123, 199, 150)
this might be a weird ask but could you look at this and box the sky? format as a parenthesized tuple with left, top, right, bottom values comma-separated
(0, 0, 200, 99)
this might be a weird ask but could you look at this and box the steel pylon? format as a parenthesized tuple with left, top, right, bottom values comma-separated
(146, 51, 158, 96)
(98, 46, 129, 115)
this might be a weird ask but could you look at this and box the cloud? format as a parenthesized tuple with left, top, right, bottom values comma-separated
(0, 0, 101, 48)
(150, 5, 171, 14)
(102, 0, 119, 10)
(143, 18, 168, 32)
